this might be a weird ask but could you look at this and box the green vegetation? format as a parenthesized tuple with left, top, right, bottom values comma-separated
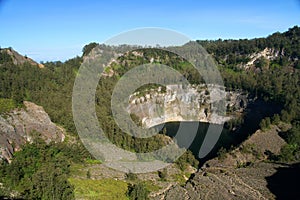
(0, 57, 82, 133)
(127, 182, 150, 200)
(133, 83, 166, 97)
(158, 168, 168, 181)
(69, 178, 129, 200)
(224, 117, 244, 131)
(208, 28, 300, 162)
(240, 143, 262, 159)
(0, 26, 300, 199)
(85, 158, 102, 164)
(171, 173, 189, 186)
(0, 49, 13, 64)
(0, 98, 17, 114)
(175, 150, 199, 170)
(125, 172, 138, 181)
(217, 147, 228, 160)
(260, 117, 271, 131)
(236, 161, 253, 168)
(142, 180, 161, 192)
(82, 42, 98, 56)
(0, 136, 90, 199)
(278, 123, 300, 162)
(198, 26, 300, 69)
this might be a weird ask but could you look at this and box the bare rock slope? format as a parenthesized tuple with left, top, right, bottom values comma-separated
(155, 125, 288, 200)
(0, 48, 44, 68)
(0, 101, 65, 162)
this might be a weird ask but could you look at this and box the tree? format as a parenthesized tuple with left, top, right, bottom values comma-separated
(286, 123, 300, 147)
(217, 147, 227, 161)
(0, 136, 89, 199)
(295, 60, 300, 69)
(260, 119, 267, 131)
(127, 182, 149, 200)
(82, 42, 98, 56)
(126, 172, 138, 181)
(27, 163, 75, 200)
(86, 170, 91, 179)
(255, 57, 270, 70)
(272, 114, 280, 125)
(158, 168, 167, 181)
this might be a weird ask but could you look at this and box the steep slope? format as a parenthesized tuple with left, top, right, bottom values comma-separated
(128, 84, 247, 128)
(205, 124, 287, 168)
(198, 26, 300, 70)
(0, 101, 65, 162)
(156, 125, 289, 200)
(0, 47, 44, 68)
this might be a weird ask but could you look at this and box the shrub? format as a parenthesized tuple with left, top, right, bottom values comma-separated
(127, 182, 149, 200)
(126, 172, 138, 181)
(217, 147, 227, 161)
(158, 168, 167, 181)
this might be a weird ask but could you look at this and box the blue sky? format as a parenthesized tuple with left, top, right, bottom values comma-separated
(0, 0, 300, 62)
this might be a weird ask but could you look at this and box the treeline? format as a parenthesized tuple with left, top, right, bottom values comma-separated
(198, 26, 300, 69)
(0, 56, 82, 133)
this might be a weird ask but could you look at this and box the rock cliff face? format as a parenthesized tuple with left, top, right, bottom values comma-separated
(0, 101, 65, 162)
(242, 47, 283, 70)
(127, 84, 247, 128)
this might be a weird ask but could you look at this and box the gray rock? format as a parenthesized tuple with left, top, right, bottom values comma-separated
(0, 101, 65, 162)
(127, 84, 248, 128)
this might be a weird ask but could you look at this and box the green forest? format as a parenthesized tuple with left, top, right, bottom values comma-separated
(0, 26, 300, 199)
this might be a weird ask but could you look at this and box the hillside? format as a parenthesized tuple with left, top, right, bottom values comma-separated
(0, 101, 65, 162)
(198, 26, 300, 70)
(160, 123, 300, 200)
(0, 26, 300, 199)
(0, 47, 44, 68)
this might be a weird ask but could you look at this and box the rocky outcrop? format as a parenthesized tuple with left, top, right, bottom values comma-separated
(0, 48, 44, 68)
(160, 162, 281, 200)
(154, 125, 288, 200)
(0, 101, 65, 162)
(205, 124, 287, 169)
(241, 48, 284, 70)
(127, 84, 247, 128)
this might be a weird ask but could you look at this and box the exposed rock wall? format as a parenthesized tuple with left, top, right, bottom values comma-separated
(241, 47, 284, 70)
(127, 84, 248, 128)
(0, 101, 65, 162)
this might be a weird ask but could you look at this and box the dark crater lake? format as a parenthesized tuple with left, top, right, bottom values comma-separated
(155, 98, 282, 163)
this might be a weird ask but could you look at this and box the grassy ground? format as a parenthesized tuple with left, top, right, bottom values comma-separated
(69, 178, 129, 200)
(0, 98, 17, 114)
(68, 161, 193, 199)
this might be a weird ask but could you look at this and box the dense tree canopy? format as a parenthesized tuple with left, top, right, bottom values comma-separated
(0, 136, 89, 199)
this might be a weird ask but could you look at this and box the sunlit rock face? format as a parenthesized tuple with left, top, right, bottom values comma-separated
(0, 101, 65, 162)
(127, 84, 247, 128)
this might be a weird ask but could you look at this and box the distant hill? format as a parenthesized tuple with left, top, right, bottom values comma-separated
(197, 25, 300, 70)
(0, 47, 44, 68)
